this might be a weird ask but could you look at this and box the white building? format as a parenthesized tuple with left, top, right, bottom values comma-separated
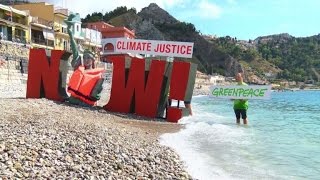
(209, 75, 226, 85)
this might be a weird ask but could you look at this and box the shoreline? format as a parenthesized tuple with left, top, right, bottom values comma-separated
(0, 98, 191, 179)
(0, 81, 201, 179)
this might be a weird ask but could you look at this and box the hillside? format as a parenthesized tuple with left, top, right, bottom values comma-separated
(254, 34, 320, 82)
(82, 3, 320, 84)
(225, 33, 320, 82)
(108, 11, 166, 41)
(106, 4, 246, 80)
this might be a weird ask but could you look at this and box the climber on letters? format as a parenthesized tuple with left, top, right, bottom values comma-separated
(65, 13, 105, 106)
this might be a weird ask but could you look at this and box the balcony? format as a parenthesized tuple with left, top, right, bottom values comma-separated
(1, 34, 28, 44)
(13, 35, 27, 44)
(0, 13, 12, 21)
(54, 8, 70, 17)
(31, 37, 54, 47)
(0, 13, 28, 27)
(12, 17, 27, 26)
(31, 17, 52, 28)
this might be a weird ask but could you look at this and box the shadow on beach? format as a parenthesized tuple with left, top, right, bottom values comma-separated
(52, 100, 182, 135)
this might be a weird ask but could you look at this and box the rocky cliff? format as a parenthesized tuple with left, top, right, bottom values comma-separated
(138, 3, 177, 24)
(109, 11, 166, 41)
(108, 3, 246, 80)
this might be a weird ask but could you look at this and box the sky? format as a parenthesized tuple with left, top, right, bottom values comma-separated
(29, 0, 320, 40)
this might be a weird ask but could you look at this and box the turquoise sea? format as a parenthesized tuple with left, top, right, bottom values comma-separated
(161, 90, 320, 180)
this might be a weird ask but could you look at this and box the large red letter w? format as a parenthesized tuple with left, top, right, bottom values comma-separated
(104, 56, 166, 118)
(26, 49, 64, 101)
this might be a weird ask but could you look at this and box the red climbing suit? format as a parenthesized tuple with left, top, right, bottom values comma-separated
(68, 66, 105, 106)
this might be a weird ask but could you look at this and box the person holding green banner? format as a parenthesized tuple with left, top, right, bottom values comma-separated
(233, 73, 249, 124)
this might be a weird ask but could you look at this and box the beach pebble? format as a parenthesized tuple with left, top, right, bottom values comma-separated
(0, 98, 192, 179)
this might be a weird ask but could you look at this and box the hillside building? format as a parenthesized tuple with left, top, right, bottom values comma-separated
(0, 4, 29, 44)
(86, 21, 135, 61)
(12, 2, 101, 54)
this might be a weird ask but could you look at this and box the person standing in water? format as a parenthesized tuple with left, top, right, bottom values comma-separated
(233, 73, 248, 124)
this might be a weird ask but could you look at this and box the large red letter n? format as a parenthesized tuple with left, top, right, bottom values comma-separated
(26, 49, 64, 101)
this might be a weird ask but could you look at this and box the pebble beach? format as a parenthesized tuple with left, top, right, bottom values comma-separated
(0, 83, 193, 179)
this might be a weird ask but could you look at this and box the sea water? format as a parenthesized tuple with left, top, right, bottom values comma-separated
(160, 91, 320, 180)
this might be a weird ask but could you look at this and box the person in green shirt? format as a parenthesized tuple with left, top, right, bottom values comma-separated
(234, 73, 248, 124)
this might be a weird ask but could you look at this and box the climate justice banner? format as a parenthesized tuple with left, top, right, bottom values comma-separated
(115, 38, 194, 58)
(210, 85, 272, 99)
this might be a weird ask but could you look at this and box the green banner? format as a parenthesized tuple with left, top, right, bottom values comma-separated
(210, 85, 272, 99)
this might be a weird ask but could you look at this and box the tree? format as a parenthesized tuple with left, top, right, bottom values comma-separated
(231, 46, 241, 59)
(242, 49, 258, 61)
(104, 6, 128, 21)
(128, 8, 137, 14)
(81, 12, 103, 24)
(82, 6, 136, 24)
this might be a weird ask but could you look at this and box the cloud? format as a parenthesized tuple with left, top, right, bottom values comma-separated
(175, 0, 222, 20)
(197, 0, 222, 19)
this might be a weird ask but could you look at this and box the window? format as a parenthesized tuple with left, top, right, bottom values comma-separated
(104, 43, 114, 52)
(77, 25, 79, 32)
(62, 27, 67, 33)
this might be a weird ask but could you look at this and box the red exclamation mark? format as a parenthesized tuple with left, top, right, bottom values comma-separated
(167, 61, 191, 123)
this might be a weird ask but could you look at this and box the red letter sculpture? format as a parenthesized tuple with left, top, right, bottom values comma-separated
(167, 61, 192, 122)
(26, 49, 64, 101)
(104, 55, 166, 118)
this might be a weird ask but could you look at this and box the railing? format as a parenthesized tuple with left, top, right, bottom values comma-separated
(13, 35, 27, 44)
(0, 14, 28, 26)
(1, 34, 13, 41)
(12, 17, 27, 26)
(31, 37, 45, 45)
(0, 34, 28, 44)
(31, 37, 54, 47)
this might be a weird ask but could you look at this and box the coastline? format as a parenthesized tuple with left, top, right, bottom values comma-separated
(3, 81, 316, 179)
(0, 98, 190, 179)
